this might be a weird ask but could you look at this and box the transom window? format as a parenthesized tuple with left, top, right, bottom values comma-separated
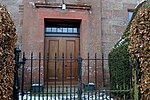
(45, 20, 80, 37)
(45, 27, 79, 33)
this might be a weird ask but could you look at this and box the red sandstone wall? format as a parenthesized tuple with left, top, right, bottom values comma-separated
(21, 0, 102, 88)
(101, 0, 139, 59)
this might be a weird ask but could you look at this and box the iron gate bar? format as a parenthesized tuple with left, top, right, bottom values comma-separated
(95, 53, 97, 99)
(30, 52, 33, 100)
(21, 52, 26, 100)
(66, 86, 68, 99)
(38, 52, 41, 100)
(14, 51, 133, 100)
(54, 53, 57, 100)
(42, 54, 44, 100)
(77, 54, 82, 100)
(102, 50, 105, 100)
(70, 53, 73, 100)
(73, 86, 76, 99)
(13, 48, 21, 100)
(87, 53, 90, 100)
(46, 53, 49, 100)
(62, 53, 65, 100)
(50, 86, 52, 99)
(58, 86, 60, 99)
(109, 56, 112, 100)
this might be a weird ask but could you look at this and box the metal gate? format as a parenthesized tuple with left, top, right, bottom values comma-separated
(13, 48, 134, 100)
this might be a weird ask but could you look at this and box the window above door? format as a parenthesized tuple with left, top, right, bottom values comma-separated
(45, 19, 80, 37)
(45, 27, 79, 33)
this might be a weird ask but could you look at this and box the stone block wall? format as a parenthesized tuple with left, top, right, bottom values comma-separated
(101, 0, 141, 86)
(101, 0, 141, 60)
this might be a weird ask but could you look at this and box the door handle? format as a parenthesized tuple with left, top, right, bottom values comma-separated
(65, 64, 67, 67)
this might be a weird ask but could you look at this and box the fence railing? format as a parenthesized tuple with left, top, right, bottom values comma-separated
(14, 49, 132, 100)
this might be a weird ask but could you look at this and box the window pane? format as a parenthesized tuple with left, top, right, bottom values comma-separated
(128, 12, 133, 21)
(57, 28, 63, 32)
(68, 28, 73, 33)
(45, 28, 51, 32)
(52, 28, 57, 32)
(73, 28, 77, 33)
(63, 28, 67, 33)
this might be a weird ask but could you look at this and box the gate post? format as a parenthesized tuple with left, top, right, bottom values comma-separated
(13, 48, 21, 100)
(77, 55, 82, 100)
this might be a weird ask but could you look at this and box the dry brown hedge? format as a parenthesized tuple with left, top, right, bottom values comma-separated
(0, 5, 17, 100)
(128, 5, 150, 100)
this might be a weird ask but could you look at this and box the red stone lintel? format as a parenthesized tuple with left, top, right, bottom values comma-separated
(35, 3, 91, 10)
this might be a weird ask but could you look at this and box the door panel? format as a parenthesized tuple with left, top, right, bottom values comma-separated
(65, 40, 78, 81)
(46, 40, 60, 80)
(45, 37, 79, 83)
(48, 40, 59, 59)
(66, 40, 75, 59)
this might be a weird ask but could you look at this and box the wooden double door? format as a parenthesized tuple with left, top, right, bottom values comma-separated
(45, 37, 79, 84)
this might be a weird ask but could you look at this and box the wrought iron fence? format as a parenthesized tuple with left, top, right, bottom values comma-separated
(13, 48, 132, 100)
